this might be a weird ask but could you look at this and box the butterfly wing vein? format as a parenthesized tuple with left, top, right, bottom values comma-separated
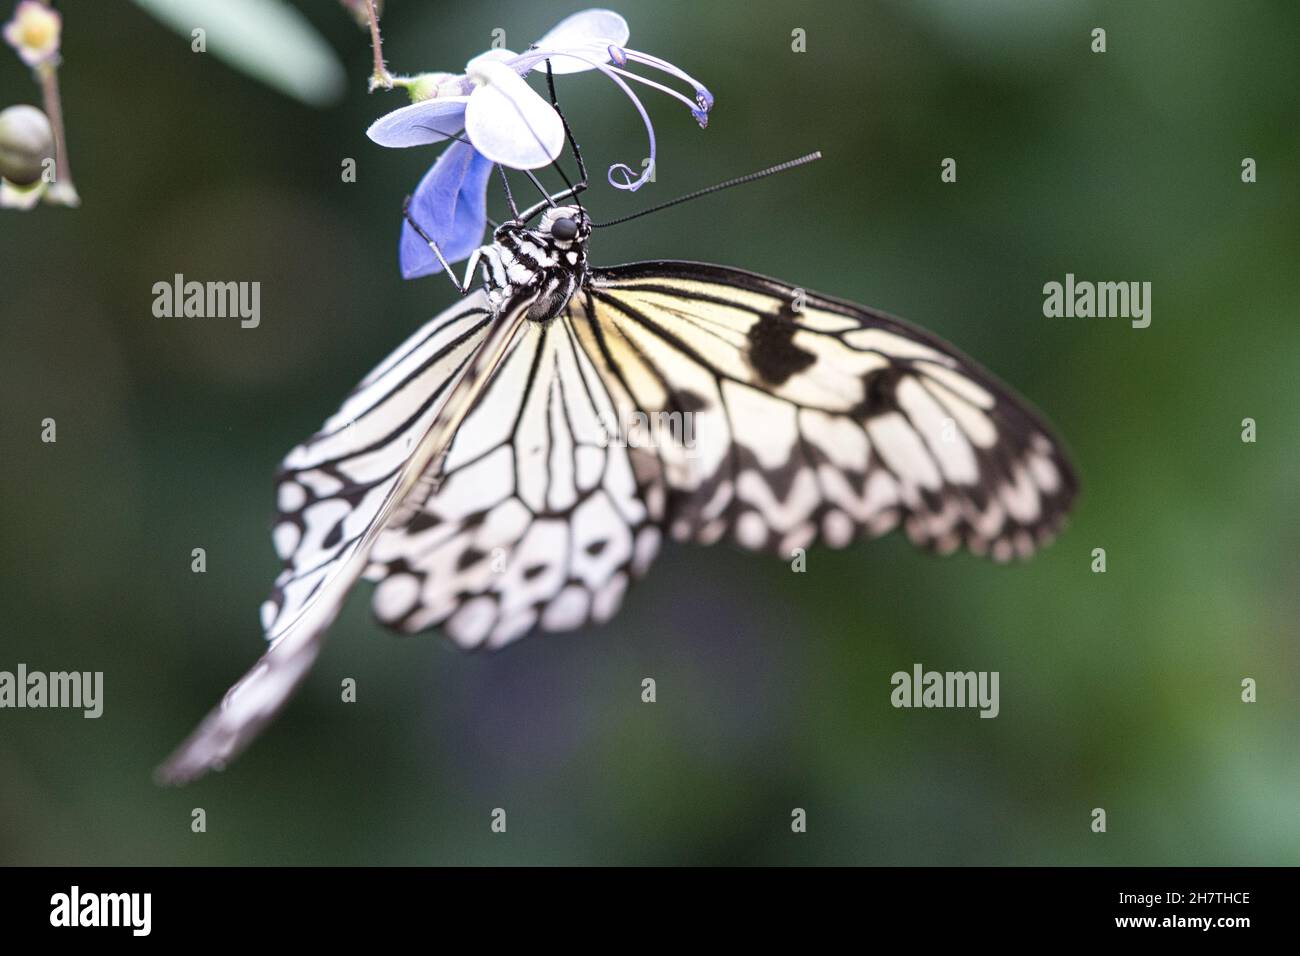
(268, 263, 1078, 652)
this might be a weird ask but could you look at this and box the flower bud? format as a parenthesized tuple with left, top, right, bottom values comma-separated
(0, 103, 53, 186)
(405, 71, 463, 103)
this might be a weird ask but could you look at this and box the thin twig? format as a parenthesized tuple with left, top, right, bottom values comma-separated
(34, 3, 78, 206)
(364, 0, 393, 91)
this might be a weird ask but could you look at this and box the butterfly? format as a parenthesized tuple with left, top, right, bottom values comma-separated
(157, 140, 1078, 784)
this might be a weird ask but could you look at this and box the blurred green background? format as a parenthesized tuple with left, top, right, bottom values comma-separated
(1, 0, 1297, 865)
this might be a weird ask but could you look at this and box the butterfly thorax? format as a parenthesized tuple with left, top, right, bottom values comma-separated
(480, 206, 590, 323)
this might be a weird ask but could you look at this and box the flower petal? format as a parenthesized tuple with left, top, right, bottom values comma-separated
(463, 59, 563, 169)
(399, 140, 494, 277)
(0, 176, 45, 210)
(3, 1, 62, 68)
(528, 9, 629, 74)
(468, 48, 517, 67)
(366, 97, 470, 148)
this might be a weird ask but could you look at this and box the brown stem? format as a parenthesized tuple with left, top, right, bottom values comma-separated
(364, 0, 393, 91)
(38, 61, 78, 206)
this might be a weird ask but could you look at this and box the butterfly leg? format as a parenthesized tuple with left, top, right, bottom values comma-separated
(402, 194, 483, 296)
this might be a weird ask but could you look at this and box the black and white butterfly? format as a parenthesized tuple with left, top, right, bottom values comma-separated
(158, 125, 1077, 784)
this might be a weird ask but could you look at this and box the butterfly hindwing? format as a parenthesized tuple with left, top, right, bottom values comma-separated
(579, 261, 1079, 562)
(362, 314, 666, 650)
(156, 293, 503, 782)
(264, 293, 496, 639)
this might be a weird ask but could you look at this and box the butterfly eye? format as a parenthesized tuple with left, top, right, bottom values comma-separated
(550, 217, 579, 241)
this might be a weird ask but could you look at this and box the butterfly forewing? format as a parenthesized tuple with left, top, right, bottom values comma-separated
(581, 262, 1078, 561)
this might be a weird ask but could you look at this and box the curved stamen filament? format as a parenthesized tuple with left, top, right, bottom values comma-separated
(594, 65, 656, 190)
(617, 47, 713, 110)
(510, 48, 658, 191)
(604, 64, 705, 122)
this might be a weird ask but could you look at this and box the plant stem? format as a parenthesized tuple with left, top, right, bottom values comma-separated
(38, 60, 78, 206)
(364, 0, 393, 91)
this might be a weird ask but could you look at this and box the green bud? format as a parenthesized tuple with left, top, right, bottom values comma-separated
(404, 71, 462, 103)
(0, 104, 54, 187)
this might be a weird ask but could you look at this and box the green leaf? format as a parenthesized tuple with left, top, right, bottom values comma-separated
(133, 0, 347, 108)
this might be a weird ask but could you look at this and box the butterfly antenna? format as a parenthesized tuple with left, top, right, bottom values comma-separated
(591, 151, 823, 229)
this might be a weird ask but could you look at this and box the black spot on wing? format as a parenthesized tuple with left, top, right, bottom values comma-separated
(850, 365, 907, 420)
(322, 518, 345, 549)
(747, 305, 816, 385)
(670, 388, 709, 414)
(457, 547, 487, 571)
(408, 511, 438, 533)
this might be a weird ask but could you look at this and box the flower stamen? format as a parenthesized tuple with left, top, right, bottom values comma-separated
(616, 47, 713, 114)
(515, 47, 660, 192)
(604, 64, 707, 126)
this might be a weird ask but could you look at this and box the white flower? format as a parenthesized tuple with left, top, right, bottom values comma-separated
(3, 0, 61, 68)
(367, 8, 712, 187)
(369, 9, 715, 277)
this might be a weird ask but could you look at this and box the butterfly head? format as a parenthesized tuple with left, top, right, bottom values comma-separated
(536, 205, 590, 250)
(486, 205, 590, 322)
(491, 204, 590, 264)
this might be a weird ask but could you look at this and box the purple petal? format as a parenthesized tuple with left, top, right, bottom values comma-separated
(367, 97, 470, 148)
(528, 9, 629, 74)
(399, 140, 494, 277)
